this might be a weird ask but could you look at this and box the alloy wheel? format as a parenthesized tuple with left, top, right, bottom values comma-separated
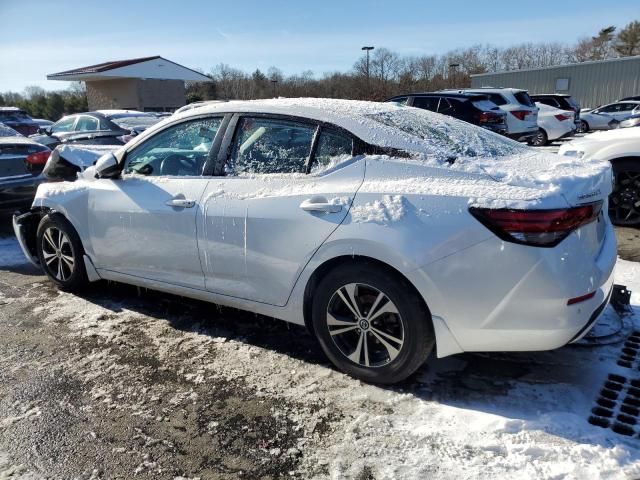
(326, 283, 405, 368)
(41, 227, 75, 281)
(609, 171, 640, 226)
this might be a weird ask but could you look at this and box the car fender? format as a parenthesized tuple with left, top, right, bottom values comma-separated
(31, 181, 93, 257)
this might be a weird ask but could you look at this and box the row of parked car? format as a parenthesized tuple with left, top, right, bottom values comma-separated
(1, 90, 639, 226)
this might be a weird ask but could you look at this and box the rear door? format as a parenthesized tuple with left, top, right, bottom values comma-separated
(198, 115, 364, 306)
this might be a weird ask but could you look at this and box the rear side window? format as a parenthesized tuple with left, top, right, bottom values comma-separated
(537, 98, 560, 108)
(76, 116, 99, 131)
(228, 117, 315, 175)
(513, 92, 535, 107)
(313, 129, 353, 171)
(485, 93, 507, 106)
(412, 97, 440, 111)
(51, 116, 76, 133)
(437, 98, 454, 114)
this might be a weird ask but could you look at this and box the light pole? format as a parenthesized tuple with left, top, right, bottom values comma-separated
(362, 46, 374, 98)
(449, 63, 460, 89)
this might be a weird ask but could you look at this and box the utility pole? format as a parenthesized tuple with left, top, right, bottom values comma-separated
(449, 63, 460, 89)
(270, 79, 278, 98)
(362, 46, 374, 99)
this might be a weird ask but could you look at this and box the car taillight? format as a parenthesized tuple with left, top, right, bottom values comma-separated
(25, 150, 51, 165)
(554, 113, 571, 121)
(479, 112, 501, 123)
(510, 110, 530, 121)
(469, 202, 602, 247)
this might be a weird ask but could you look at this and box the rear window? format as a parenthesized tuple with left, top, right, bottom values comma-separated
(365, 109, 525, 159)
(0, 123, 20, 137)
(0, 110, 31, 122)
(112, 116, 160, 130)
(565, 97, 580, 109)
(513, 92, 535, 107)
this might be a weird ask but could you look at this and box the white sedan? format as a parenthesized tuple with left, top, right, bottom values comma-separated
(13, 99, 616, 384)
(559, 127, 640, 226)
(529, 102, 576, 146)
(580, 101, 640, 132)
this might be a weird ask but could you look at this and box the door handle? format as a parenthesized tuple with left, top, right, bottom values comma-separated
(299, 196, 342, 214)
(166, 198, 196, 208)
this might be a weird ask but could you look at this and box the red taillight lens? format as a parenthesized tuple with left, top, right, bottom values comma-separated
(510, 110, 529, 121)
(469, 202, 602, 247)
(554, 114, 571, 121)
(25, 150, 51, 165)
(479, 112, 501, 123)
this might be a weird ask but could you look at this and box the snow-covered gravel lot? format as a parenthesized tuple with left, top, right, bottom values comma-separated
(0, 226, 639, 479)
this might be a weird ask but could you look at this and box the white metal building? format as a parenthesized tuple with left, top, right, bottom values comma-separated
(471, 56, 640, 108)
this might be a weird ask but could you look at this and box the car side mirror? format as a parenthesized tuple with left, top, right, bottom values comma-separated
(39, 127, 52, 135)
(95, 152, 120, 179)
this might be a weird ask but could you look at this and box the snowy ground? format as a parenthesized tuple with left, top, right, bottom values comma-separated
(0, 226, 639, 479)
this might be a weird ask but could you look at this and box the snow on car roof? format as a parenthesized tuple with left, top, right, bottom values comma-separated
(177, 97, 525, 159)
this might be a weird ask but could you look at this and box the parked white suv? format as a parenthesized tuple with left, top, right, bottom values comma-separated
(441, 88, 539, 141)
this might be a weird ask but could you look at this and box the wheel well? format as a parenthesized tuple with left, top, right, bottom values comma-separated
(302, 255, 430, 335)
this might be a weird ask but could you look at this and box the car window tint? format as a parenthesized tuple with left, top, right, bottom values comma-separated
(390, 97, 408, 105)
(228, 117, 315, 175)
(51, 117, 76, 133)
(76, 116, 99, 131)
(313, 129, 353, 171)
(513, 92, 534, 107)
(598, 104, 618, 113)
(438, 98, 456, 113)
(412, 97, 439, 111)
(486, 93, 507, 106)
(619, 103, 637, 112)
(124, 117, 221, 177)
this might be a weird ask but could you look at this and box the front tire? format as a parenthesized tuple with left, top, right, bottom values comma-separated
(578, 120, 589, 133)
(36, 214, 88, 291)
(609, 160, 640, 226)
(311, 263, 434, 384)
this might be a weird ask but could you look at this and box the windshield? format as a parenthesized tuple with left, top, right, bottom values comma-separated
(111, 116, 160, 130)
(365, 108, 526, 159)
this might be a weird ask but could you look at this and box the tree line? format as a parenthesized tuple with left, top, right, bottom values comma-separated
(2, 20, 639, 120)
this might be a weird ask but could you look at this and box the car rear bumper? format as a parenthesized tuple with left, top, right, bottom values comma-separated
(407, 220, 617, 356)
(506, 130, 538, 141)
(0, 174, 43, 215)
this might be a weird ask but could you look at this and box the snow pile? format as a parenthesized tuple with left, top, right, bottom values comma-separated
(350, 195, 406, 224)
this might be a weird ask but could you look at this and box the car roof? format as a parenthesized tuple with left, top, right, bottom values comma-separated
(530, 94, 571, 98)
(389, 92, 489, 100)
(0, 106, 24, 112)
(442, 87, 527, 93)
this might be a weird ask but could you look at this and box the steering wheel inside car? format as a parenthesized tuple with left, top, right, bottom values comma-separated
(160, 154, 198, 176)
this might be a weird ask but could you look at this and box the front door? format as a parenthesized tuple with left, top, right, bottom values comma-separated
(88, 116, 223, 289)
(198, 116, 364, 306)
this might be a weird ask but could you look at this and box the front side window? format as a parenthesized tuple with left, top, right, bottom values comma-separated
(75, 116, 99, 131)
(227, 117, 315, 175)
(124, 117, 221, 176)
(51, 116, 76, 133)
(313, 129, 353, 171)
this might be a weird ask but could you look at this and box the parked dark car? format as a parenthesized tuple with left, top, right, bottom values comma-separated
(0, 107, 40, 136)
(385, 93, 507, 134)
(620, 96, 640, 101)
(0, 123, 50, 214)
(530, 94, 581, 127)
(30, 110, 160, 149)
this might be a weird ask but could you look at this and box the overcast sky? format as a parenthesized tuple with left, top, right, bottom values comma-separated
(1, 0, 638, 92)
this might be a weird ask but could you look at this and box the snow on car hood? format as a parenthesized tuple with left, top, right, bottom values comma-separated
(566, 127, 640, 146)
(55, 144, 122, 170)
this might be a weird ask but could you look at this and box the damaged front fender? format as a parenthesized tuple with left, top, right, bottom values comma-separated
(12, 209, 46, 267)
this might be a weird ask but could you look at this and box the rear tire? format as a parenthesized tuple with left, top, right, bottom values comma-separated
(578, 120, 589, 133)
(528, 129, 548, 147)
(36, 214, 88, 291)
(311, 262, 434, 384)
(609, 159, 640, 226)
